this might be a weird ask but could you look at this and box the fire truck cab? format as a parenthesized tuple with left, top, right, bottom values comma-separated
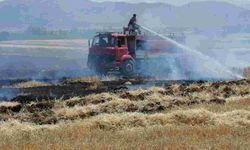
(88, 32, 143, 76)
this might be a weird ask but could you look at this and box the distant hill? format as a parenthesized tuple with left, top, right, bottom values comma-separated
(0, 0, 250, 30)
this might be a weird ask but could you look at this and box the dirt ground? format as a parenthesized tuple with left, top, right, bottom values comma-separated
(0, 77, 250, 150)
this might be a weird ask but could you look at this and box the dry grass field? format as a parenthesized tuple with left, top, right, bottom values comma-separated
(0, 79, 250, 150)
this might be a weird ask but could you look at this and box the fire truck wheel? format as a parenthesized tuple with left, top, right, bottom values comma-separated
(122, 59, 134, 76)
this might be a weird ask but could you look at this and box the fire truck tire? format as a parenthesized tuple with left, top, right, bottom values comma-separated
(122, 59, 134, 76)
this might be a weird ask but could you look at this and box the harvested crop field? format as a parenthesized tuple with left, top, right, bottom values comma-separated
(0, 78, 250, 150)
(0, 39, 90, 80)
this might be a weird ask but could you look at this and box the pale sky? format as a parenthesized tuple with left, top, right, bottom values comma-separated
(0, 0, 249, 7)
(93, 0, 250, 7)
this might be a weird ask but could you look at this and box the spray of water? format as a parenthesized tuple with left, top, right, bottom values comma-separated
(139, 25, 244, 80)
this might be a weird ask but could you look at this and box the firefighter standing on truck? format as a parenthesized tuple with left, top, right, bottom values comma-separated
(128, 14, 140, 34)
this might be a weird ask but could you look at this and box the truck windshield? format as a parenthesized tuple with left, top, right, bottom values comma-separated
(92, 35, 115, 47)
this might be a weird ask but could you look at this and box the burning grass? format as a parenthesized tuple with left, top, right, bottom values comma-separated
(62, 76, 100, 84)
(13, 81, 52, 88)
(62, 76, 102, 90)
(0, 79, 250, 149)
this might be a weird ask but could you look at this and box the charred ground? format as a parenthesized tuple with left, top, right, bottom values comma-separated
(0, 78, 249, 125)
(0, 77, 250, 149)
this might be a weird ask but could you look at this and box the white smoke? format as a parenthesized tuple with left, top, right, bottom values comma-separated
(138, 25, 243, 80)
(0, 88, 17, 101)
(186, 34, 250, 69)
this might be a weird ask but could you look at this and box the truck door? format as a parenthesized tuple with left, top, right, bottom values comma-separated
(90, 35, 116, 67)
(91, 35, 105, 54)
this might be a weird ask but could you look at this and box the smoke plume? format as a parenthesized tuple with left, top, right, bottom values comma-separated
(138, 25, 243, 80)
